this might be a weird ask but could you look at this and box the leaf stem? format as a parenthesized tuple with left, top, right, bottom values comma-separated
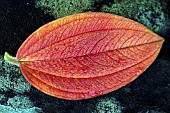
(4, 52, 20, 65)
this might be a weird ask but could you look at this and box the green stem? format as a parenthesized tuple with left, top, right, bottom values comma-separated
(4, 52, 19, 65)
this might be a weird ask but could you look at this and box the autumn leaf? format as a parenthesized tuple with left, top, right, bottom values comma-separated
(4, 12, 164, 100)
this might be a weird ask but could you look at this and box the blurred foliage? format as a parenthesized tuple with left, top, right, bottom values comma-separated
(0, 95, 42, 113)
(7, 95, 34, 109)
(93, 97, 123, 113)
(0, 105, 42, 113)
(35, 0, 94, 18)
(101, 0, 169, 33)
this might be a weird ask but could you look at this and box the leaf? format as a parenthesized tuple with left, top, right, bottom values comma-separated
(14, 12, 164, 100)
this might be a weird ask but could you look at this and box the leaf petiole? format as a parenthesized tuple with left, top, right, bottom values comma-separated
(4, 52, 20, 66)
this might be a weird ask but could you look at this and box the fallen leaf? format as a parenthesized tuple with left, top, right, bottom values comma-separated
(5, 12, 164, 100)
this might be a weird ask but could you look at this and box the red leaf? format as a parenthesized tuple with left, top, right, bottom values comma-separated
(16, 12, 164, 100)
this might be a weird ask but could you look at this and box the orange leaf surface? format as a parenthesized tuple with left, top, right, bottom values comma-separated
(15, 12, 164, 100)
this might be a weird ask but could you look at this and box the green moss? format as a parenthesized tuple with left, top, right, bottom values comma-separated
(101, 0, 137, 19)
(0, 55, 31, 93)
(0, 105, 42, 113)
(93, 97, 123, 113)
(35, 0, 94, 19)
(0, 94, 7, 104)
(0, 95, 42, 113)
(7, 95, 34, 109)
(101, 0, 167, 33)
